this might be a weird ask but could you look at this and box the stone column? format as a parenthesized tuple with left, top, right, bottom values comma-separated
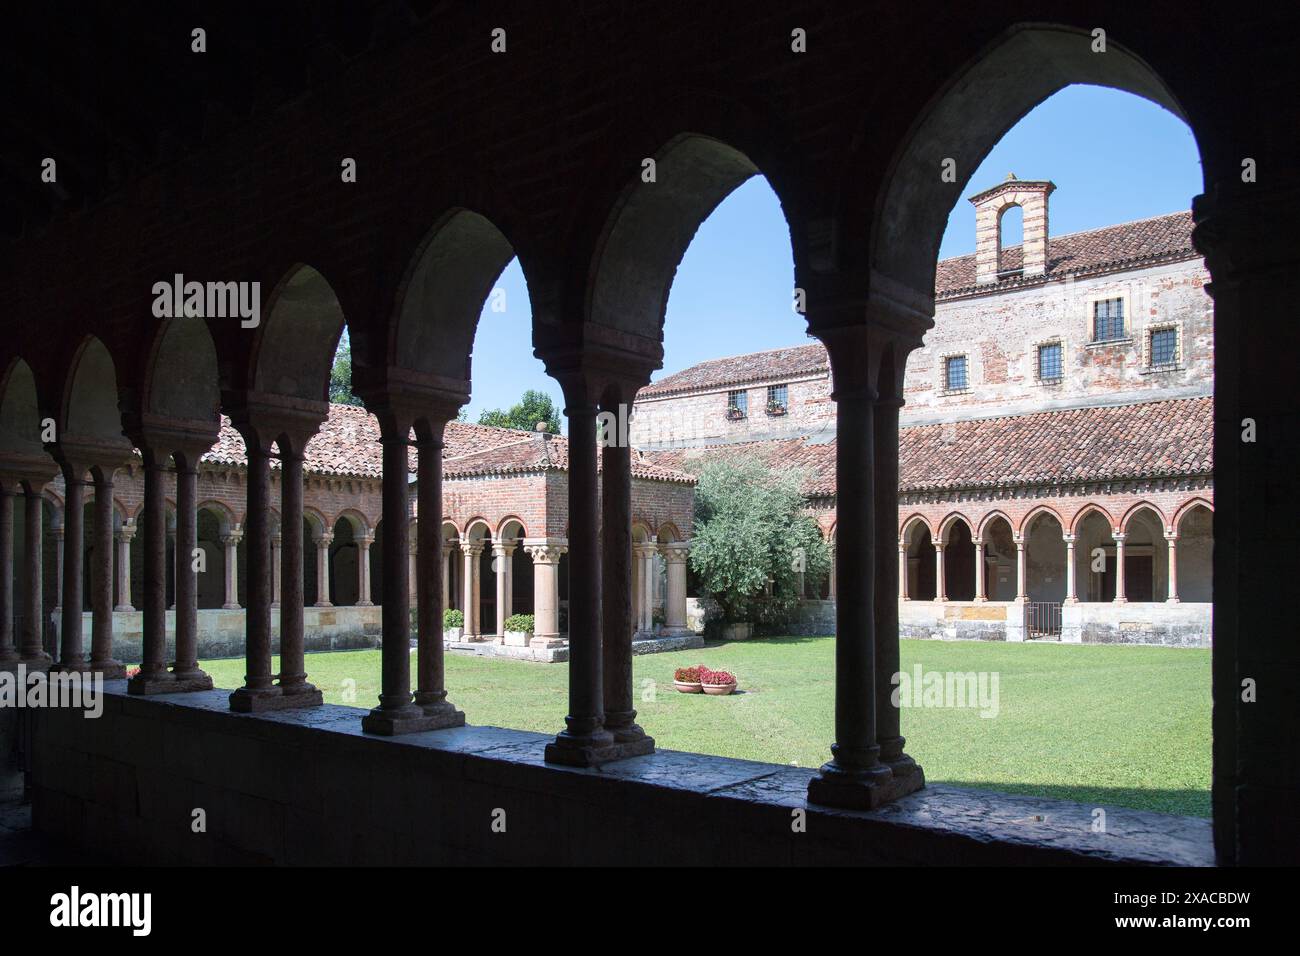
(56, 464, 88, 671)
(973, 537, 987, 602)
(361, 410, 427, 735)
(52, 525, 64, 613)
(167, 525, 177, 611)
(807, 325, 894, 809)
(527, 543, 565, 647)
(408, 538, 418, 612)
(313, 531, 333, 606)
(828, 542, 836, 600)
(270, 533, 282, 608)
(441, 544, 451, 612)
(1014, 535, 1027, 602)
(87, 467, 125, 675)
(1165, 532, 1180, 603)
(114, 524, 135, 611)
(461, 538, 482, 639)
(897, 543, 908, 600)
(129, 450, 172, 693)
(277, 443, 318, 704)
(220, 531, 242, 609)
(933, 542, 946, 602)
(660, 541, 689, 634)
(229, 434, 278, 711)
(413, 422, 463, 727)
(0, 488, 15, 668)
(634, 543, 655, 633)
(19, 486, 51, 666)
(1112, 531, 1128, 604)
(171, 450, 210, 688)
(543, 375, 614, 767)
(493, 541, 515, 639)
(601, 400, 649, 748)
(1063, 533, 1078, 604)
(357, 531, 374, 606)
(630, 544, 643, 634)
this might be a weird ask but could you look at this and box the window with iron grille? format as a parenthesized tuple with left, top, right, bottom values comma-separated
(726, 389, 748, 418)
(1149, 327, 1179, 367)
(944, 355, 969, 392)
(1037, 342, 1063, 382)
(1092, 297, 1125, 342)
(766, 383, 788, 413)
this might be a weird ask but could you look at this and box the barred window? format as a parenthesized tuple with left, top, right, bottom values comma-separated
(1093, 298, 1125, 342)
(767, 384, 788, 408)
(1037, 342, 1063, 382)
(1150, 327, 1179, 367)
(727, 389, 748, 417)
(944, 355, 968, 391)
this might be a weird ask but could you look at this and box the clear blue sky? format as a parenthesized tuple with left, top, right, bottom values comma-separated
(449, 84, 1202, 427)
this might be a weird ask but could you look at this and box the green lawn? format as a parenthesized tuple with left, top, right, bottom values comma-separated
(201, 636, 1211, 816)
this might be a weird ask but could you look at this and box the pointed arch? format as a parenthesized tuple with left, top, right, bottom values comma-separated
(1069, 502, 1117, 535)
(60, 335, 131, 449)
(976, 509, 1014, 540)
(250, 265, 346, 403)
(1018, 504, 1065, 538)
(1120, 501, 1169, 535)
(937, 512, 974, 544)
(899, 512, 933, 543)
(1174, 497, 1215, 532)
(142, 317, 222, 426)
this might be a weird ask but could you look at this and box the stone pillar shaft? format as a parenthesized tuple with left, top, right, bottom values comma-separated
(314, 533, 333, 607)
(545, 390, 614, 763)
(357, 534, 373, 606)
(414, 428, 460, 724)
(1113, 532, 1128, 603)
(221, 533, 240, 608)
(934, 542, 946, 602)
(973, 539, 986, 602)
(88, 470, 122, 674)
(58, 469, 87, 670)
(19, 489, 49, 664)
(0, 490, 15, 664)
(271, 535, 282, 608)
(114, 528, 134, 611)
(173, 458, 203, 679)
(462, 542, 481, 638)
(1166, 534, 1180, 603)
(129, 453, 169, 691)
(279, 451, 310, 693)
(897, 545, 908, 600)
(601, 430, 643, 742)
(232, 442, 274, 705)
(1015, 538, 1027, 601)
(1063, 535, 1078, 604)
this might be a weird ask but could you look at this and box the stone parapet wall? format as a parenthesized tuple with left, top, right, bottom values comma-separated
(27, 685, 1213, 866)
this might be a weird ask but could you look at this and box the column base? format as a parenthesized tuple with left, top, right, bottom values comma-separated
(362, 703, 464, 736)
(229, 684, 321, 712)
(544, 730, 653, 767)
(807, 761, 925, 811)
(529, 635, 566, 649)
(113, 604, 134, 612)
(17, 651, 52, 670)
(90, 660, 128, 680)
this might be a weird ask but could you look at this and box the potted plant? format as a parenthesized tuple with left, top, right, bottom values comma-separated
(443, 608, 464, 642)
(700, 666, 738, 696)
(502, 613, 535, 647)
(673, 665, 703, 693)
(726, 406, 745, 421)
(766, 400, 787, 416)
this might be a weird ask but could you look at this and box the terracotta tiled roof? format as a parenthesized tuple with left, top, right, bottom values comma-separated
(443, 432, 696, 483)
(638, 343, 827, 398)
(202, 403, 693, 483)
(936, 211, 1196, 299)
(646, 397, 1212, 497)
(639, 211, 1196, 397)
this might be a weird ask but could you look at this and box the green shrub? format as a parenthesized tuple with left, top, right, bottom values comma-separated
(443, 608, 464, 629)
(503, 613, 535, 634)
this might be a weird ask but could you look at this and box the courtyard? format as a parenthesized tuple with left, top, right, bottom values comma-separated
(202, 637, 1210, 817)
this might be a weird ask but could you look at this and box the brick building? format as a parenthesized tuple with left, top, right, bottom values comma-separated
(31, 404, 696, 663)
(638, 180, 1214, 645)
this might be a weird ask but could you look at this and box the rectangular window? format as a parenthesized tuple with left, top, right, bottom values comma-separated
(944, 355, 969, 391)
(1149, 327, 1179, 367)
(1037, 342, 1063, 382)
(1093, 298, 1125, 342)
(726, 389, 748, 418)
(766, 384, 788, 414)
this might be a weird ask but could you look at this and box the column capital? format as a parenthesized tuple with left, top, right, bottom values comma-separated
(524, 540, 567, 564)
(1163, 530, 1179, 542)
(1061, 533, 1076, 544)
(658, 540, 690, 563)
(491, 541, 518, 557)
(313, 531, 334, 547)
(220, 530, 244, 546)
(460, 537, 485, 557)
(116, 524, 138, 543)
(1111, 531, 1128, 543)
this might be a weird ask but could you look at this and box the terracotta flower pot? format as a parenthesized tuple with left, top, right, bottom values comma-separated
(702, 681, 737, 696)
(673, 680, 703, 694)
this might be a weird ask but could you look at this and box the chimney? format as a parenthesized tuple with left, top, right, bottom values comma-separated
(969, 173, 1055, 284)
